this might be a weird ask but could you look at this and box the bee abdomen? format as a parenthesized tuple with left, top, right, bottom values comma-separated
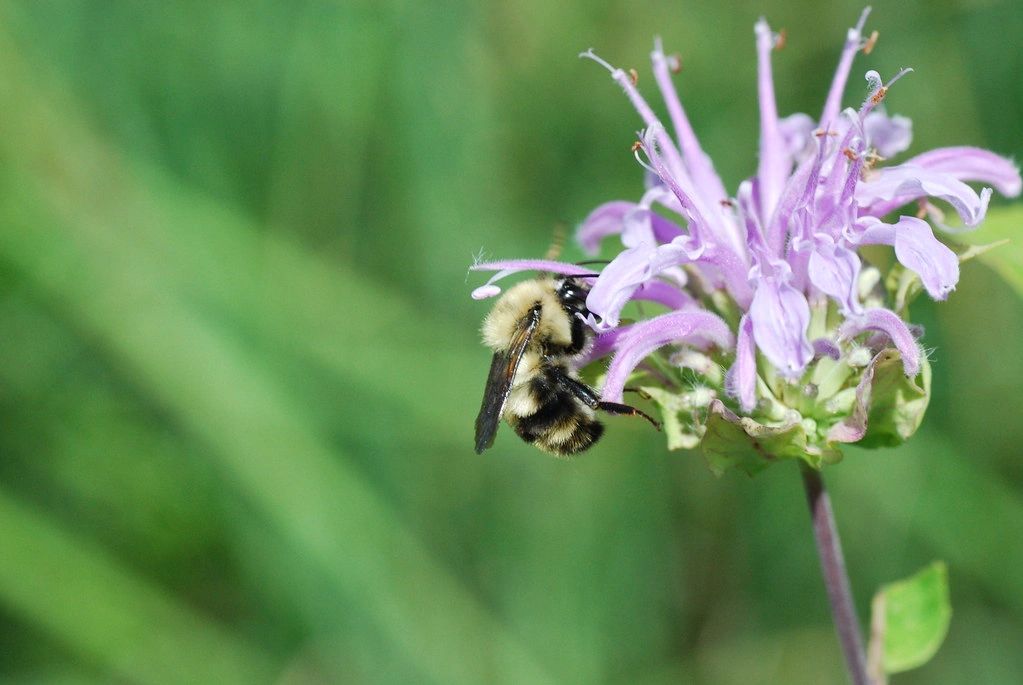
(510, 377, 604, 457)
(533, 418, 604, 456)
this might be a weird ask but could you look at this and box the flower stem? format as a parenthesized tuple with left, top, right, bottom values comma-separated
(800, 462, 871, 685)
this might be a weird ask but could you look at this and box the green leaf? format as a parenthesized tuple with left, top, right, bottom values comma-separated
(954, 206, 1023, 298)
(0, 490, 274, 685)
(0, 88, 558, 683)
(869, 561, 952, 675)
(700, 401, 842, 476)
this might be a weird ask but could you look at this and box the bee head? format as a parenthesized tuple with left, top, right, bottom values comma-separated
(555, 277, 589, 314)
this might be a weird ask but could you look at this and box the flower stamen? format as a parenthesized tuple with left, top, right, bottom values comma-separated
(863, 150, 885, 170)
(863, 68, 914, 113)
(578, 48, 615, 73)
(775, 28, 788, 51)
(862, 30, 879, 54)
(820, 6, 872, 126)
(632, 141, 658, 176)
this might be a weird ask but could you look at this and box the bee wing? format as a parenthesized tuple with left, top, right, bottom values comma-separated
(474, 303, 542, 454)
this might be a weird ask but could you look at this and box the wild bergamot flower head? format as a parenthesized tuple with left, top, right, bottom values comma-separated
(470, 9, 1020, 473)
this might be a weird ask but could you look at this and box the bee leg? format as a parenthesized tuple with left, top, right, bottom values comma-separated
(594, 401, 661, 430)
(623, 387, 652, 400)
(553, 368, 661, 431)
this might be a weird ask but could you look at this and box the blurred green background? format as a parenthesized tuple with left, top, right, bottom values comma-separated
(0, 0, 1020, 683)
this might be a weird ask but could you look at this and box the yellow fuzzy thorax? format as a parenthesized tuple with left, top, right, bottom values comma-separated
(480, 279, 573, 352)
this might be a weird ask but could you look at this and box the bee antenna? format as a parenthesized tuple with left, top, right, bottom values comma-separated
(574, 259, 611, 267)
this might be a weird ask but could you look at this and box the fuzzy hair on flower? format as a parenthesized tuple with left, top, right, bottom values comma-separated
(470, 8, 1020, 473)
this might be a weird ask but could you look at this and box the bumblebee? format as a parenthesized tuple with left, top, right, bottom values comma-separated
(474, 276, 659, 456)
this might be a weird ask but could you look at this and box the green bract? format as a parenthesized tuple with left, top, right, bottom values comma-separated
(639, 340, 931, 475)
(702, 400, 842, 476)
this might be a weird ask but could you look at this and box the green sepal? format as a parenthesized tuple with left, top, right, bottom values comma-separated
(858, 349, 931, 448)
(868, 561, 951, 676)
(700, 400, 842, 477)
(884, 262, 924, 317)
(709, 289, 742, 329)
(639, 386, 703, 450)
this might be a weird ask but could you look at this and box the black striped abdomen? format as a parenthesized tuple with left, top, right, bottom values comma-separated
(509, 368, 604, 457)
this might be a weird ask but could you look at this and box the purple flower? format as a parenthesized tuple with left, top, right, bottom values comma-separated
(575, 10, 1017, 393)
(471, 9, 1020, 465)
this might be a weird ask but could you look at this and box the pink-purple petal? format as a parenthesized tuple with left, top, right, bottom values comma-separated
(583, 244, 656, 331)
(584, 237, 704, 331)
(857, 165, 992, 227)
(651, 38, 729, 205)
(812, 338, 841, 360)
(780, 112, 816, 160)
(892, 216, 959, 300)
(577, 325, 631, 367)
(632, 280, 695, 310)
(725, 314, 757, 412)
(807, 238, 863, 314)
(621, 203, 687, 247)
(578, 187, 687, 252)
(581, 50, 706, 222)
(640, 126, 710, 242)
(749, 277, 814, 377)
(754, 19, 787, 219)
(601, 311, 733, 402)
(470, 260, 598, 299)
(642, 133, 754, 306)
(851, 216, 960, 300)
(902, 146, 1022, 197)
(820, 8, 871, 127)
(578, 201, 635, 255)
(765, 138, 827, 256)
(839, 308, 920, 376)
(470, 259, 598, 276)
(864, 111, 913, 158)
(648, 213, 686, 244)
